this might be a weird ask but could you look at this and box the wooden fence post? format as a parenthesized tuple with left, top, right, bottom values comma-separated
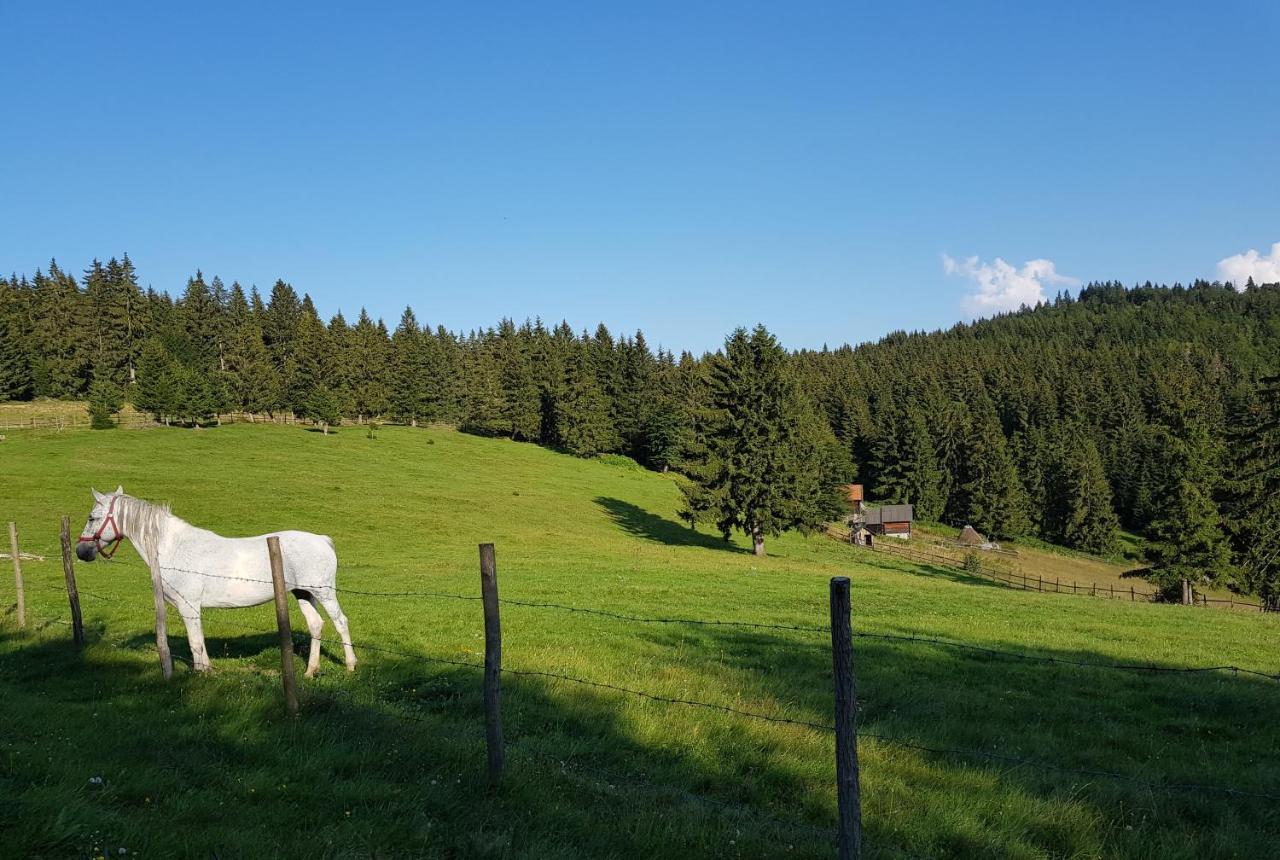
(59, 517, 84, 648)
(1038, 575, 1042, 592)
(480, 543, 505, 785)
(8, 522, 25, 629)
(829, 576, 863, 860)
(267, 536, 299, 717)
(1130, 586, 1135, 601)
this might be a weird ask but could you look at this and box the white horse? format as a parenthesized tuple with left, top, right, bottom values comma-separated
(77, 487, 356, 676)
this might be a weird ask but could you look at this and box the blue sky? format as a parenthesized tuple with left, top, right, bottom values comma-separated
(2, 2, 1277, 353)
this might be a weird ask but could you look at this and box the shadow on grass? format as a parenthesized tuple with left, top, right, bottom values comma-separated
(594, 496, 747, 554)
(4, 608, 1279, 859)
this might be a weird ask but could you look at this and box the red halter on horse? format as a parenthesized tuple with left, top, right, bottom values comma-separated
(78, 493, 124, 560)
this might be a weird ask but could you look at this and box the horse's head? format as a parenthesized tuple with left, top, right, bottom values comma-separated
(77, 486, 125, 562)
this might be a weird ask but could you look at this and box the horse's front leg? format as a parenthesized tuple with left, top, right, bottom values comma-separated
(181, 609, 212, 672)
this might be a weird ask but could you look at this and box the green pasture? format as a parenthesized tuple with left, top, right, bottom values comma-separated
(0, 423, 1276, 858)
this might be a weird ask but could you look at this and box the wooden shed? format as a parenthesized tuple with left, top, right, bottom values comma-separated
(864, 504, 914, 539)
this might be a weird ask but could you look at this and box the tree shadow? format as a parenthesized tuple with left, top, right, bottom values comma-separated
(594, 496, 748, 554)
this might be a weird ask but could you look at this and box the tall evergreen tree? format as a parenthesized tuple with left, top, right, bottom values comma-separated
(680, 326, 835, 556)
(556, 347, 616, 457)
(954, 410, 1031, 539)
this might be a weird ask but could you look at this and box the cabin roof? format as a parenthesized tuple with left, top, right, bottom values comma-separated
(864, 504, 914, 524)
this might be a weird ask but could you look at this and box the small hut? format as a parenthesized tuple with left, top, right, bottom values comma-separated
(957, 524, 986, 546)
(864, 504, 914, 539)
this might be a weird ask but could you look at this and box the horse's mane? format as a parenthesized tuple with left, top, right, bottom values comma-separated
(117, 495, 176, 569)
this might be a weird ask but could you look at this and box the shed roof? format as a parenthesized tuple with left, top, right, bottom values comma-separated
(957, 524, 986, 545)
(864, 504, 914, 525)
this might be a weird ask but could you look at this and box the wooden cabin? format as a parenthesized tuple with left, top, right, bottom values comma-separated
(864, 504, 914, 539)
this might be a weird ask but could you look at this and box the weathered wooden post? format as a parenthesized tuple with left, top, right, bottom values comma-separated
(59, 517, 84, 648)
(479, 543, 504, 784)
(1110, 584, 1114, 600)
(1130, 586, 1135, 602)
(267, 536, 299, 716)
(829, 576, 863, 860)
(8, 522, 25, 629)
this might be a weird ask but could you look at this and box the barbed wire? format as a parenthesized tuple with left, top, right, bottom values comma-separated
(52, 562, 1265, 682)
(311, 634, 1280, 803)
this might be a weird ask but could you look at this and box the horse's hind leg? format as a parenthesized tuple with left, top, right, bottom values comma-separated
(294, 592, 325, 678)
(318, 593, 357, 671)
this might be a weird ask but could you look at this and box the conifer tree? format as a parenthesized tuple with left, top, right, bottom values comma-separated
(134, 338, 182, 425)
(346, 309, 391, 421)
(390, 307, 431, 426)
(0, 312, 32, 399)
(556, 347, 616, 457)
(955, 410, 1030, 539)
(680, 326, 834, 556)
(288, 305, 337, 417)
(302, 384, 342, 434)
(461, 332, 506, 436)
(497, 320, 540, 441)
(225, 318, 279, 416)
(1047, 434, 1120, 554)
(877, 404, 946, 521)
(87, 375, 124, 429)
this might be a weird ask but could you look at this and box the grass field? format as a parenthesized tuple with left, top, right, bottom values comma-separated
(1, 422, 1278, 858)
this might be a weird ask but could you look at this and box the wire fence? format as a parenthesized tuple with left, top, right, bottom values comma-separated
(849, 533, 1268, 611)
(7, 539, 1280, 854)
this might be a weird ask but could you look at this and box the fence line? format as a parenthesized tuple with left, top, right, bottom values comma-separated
(12, 551, 1280, 855)
(13, 559, 1277, 683)
(860, 540, 1266, 610)
(122, 563, 1275, 681)
(300, 634, 1280, 803)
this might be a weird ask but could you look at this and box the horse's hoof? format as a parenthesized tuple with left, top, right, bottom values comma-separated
(304, 670, 318, 680)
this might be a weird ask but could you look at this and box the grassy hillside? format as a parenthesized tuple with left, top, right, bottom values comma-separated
(1, 423, 1277, 858)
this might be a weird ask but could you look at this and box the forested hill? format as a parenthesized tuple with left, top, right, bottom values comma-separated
(2, 259, 1279, 603)
(796, 280, 1280, 591)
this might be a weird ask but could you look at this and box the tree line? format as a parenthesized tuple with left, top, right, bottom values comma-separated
(2, 257, 1278, 601)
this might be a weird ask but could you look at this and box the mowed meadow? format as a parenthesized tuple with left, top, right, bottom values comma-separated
(1, 423, 1278, 859)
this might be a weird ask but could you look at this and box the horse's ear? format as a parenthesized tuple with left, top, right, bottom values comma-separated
(92, 488, 104, 502)
(114, 485, 124, 495)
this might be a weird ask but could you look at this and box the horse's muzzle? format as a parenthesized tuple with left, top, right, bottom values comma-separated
(76, 541, 98, 563)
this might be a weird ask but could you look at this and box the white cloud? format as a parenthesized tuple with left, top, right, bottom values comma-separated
(1216, 242, 1280, 288)
(943, 254, 1077, 316)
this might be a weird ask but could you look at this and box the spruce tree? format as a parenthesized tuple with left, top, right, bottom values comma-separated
(497, 320, 540, 441)
(955, 410, 1030, 539)
(1048, 435, 1121, 555)
(556, 347, 616, 457)
(679, 326, 833, 556)
(0, 312, 32, 399)
(134, 338, 182, 424)
(390, 307, 430, 425)
(87, 376, 124, 429)
(225, 319, 279, 415)
(346, 309, 391, 421)
(877, 404, 946, 521)
(302, 384, 342, 434)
